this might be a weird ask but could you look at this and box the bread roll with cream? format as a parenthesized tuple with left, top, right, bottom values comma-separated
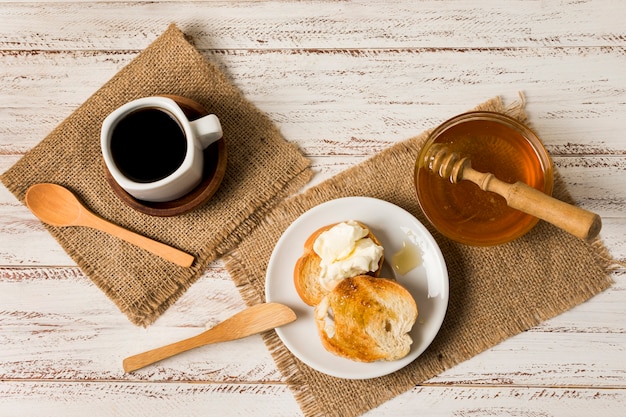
(294, 221, 384, 306)
(314, 275, 418, 362)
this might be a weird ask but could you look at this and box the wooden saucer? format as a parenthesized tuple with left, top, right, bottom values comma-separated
(103, 95, 227, 217)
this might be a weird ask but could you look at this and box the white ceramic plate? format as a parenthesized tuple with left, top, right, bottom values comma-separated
(265, 197, 449, 379)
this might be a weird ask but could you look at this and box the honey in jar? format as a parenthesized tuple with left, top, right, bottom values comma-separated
(415, 111, 553, 246)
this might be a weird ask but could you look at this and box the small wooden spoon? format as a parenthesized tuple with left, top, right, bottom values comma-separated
(24, 183, 194, 267)
(122, 303, 297, 372)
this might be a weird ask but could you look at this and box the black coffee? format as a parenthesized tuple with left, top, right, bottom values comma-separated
(110, 108, 187, 183)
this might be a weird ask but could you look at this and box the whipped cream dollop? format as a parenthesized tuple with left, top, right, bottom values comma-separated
(313, 220, 383, 291)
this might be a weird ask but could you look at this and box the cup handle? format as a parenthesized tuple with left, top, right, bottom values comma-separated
(190, 114, 223, 148)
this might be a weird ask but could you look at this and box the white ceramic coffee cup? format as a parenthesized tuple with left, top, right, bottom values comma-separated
(101, 96, 223, 202)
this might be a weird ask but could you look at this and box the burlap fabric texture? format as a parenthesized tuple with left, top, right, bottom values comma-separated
(223, 97, 615, 417)
(0, 24, 312, 326)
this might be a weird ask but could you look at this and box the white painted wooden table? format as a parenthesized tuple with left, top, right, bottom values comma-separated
(1, 1, 625, 416)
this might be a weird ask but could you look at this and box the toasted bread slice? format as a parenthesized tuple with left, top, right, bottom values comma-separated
(293, 221, 384, 306)
(314, 275, 417, 362)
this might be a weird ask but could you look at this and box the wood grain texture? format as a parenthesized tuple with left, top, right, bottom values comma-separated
(1, 382, 624, 417)
(1, 48, 624, 155)
(0, 1, 624, 50)
(0, 1, 625, 416)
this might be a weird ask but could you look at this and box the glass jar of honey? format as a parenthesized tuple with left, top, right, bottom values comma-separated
(414, 111, 553, 246)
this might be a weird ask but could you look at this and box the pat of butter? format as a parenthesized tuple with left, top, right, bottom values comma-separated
(313, 221, 383, 291)
(391, 240, 422, 275)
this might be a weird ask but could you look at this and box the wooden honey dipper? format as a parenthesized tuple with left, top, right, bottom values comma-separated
(422, 143, 602, 241)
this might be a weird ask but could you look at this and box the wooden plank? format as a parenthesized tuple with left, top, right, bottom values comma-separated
(0, 381, 300, 417)
(0, 1, 624, 50)
(371, 386, 626, 417)
(3, 153, 625, 266)
(1, 48, 624, 155)
(0, 381, 624, 417)
(0, 267, 622, 385)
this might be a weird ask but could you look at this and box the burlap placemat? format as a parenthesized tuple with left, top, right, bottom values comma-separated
(0, 24, 312, 326)
(224, 96, 615, 417)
